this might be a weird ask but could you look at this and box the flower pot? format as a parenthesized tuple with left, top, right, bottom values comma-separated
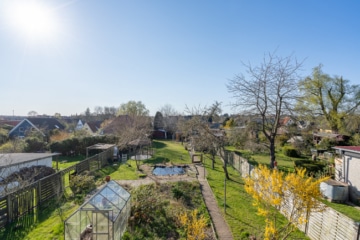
(105, 176, 111, 182)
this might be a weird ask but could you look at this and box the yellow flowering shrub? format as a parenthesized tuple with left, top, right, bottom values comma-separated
(245, 165, 329, 240)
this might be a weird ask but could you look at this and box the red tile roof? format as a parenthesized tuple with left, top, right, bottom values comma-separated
(333, 146, 360, 152)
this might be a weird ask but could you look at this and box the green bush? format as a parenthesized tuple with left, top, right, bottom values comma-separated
(282, 146, 299, 157)
(69, 171, 96, 203)
(294, 160, 326, 175)
(49, 135, 118, 155)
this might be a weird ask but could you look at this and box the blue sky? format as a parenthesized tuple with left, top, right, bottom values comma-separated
(0, 0, 359, 117)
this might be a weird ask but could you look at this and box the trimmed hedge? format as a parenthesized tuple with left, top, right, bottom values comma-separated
(294, 159, 327, 174)
(49, 135, 118, 155)
(282, 146, 299, 157)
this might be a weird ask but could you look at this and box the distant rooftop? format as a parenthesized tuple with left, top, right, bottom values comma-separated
(0, 153, 59, 168)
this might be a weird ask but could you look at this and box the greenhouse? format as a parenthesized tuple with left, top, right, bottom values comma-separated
(64, 180, 131, 240)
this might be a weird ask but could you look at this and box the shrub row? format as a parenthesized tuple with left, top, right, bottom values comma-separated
(282, 146, 299, 157)
(294, 159, 327, 174)
(49, 135, 118, 155)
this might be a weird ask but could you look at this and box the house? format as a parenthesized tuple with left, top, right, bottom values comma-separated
(313, 132, 349, 145)
(0, 120, 21, 128)
(152, 129, 167, 139)
(279, 116, 295, 126)
(332, 146, 360, 203)
(75, 119, 84, 131)
(83, 121, 103, 136)
(8, 117, 65, 138)
(287, 136, 304, 144)
(102, 115, 133, 135)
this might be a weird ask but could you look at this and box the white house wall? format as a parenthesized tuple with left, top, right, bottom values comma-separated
(335, 155, 360, 202)
(347, 156, 360, 202)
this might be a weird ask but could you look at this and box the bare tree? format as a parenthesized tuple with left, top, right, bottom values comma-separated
(117, 116, 152, 150)
(159, 104, 179, 117)
(178, 103, 230, 179)
(227, 53, 303, 168)
(94, 106, 104, 115)
(28, 110, 38, 116)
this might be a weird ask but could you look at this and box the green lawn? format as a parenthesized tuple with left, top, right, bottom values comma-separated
(144, 140, 191, 165)
(52, 155, 86, 170)
(225, 146, 360, 222)
(203, 155, 308, 239)
(227, 147, 307, 172)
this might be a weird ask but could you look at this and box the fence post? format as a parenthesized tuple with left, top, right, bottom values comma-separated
(38, 180, 42, 205)
(7, 194, 12, 224)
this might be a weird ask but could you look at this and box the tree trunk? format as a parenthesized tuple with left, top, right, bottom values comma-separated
(222, 150, 230, 180)
(222, 162, 230, 180)
(269, 138, 276, 168)
(211, 155, 215, 169)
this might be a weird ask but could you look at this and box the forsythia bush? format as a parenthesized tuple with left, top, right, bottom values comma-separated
(179, 209, 207, 240)
(245, 165, 328, 240)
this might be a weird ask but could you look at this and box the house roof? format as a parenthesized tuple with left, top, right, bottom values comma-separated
(8, 117, 65, 137)
(102, 115, 151, 135)
(333, 146, 360, 154)
(102, 115, 133, 134)
(287, 136, 304, 143)
(0, 120, 21, 127)
(27, 117, 65, 130)
(279, 116, 292, 126)
(0, 153, 60, 168)
(85, 121, 102, 133)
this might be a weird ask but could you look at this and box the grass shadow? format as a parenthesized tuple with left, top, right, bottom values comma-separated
(144, 157, 170, 165)
(0, 198, 67, 240)
(152, 141, 167, 149)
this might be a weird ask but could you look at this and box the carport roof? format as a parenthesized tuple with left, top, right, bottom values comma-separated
(0, 153, 60, 168)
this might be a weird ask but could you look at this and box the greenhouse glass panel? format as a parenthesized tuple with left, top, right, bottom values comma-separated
(64, 180, 131, 240)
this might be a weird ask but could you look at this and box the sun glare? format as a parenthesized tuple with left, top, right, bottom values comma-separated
(4, 0, 60, 44)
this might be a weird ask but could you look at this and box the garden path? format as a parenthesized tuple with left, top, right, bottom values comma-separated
(116, 163, 234, 240)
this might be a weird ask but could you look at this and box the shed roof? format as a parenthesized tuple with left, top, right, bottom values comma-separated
(86, 143, 115, 150)
(333, 146, 360, 154)
(127, 138, 151, 147)
(0, 153, 60, 168)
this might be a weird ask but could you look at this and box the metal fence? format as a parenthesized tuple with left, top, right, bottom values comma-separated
(0, 148, 113, 229)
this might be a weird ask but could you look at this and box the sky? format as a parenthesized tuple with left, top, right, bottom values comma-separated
(0, 0, 359, 117)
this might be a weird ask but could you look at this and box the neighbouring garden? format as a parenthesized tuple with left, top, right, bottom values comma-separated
(1, 140, 359, 239)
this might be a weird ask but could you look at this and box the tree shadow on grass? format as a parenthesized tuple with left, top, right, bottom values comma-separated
(144, 157, 170, 165)
(152, 141, 167, 149)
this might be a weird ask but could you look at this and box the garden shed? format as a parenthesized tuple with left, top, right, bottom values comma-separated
(64, 180, 131, 240)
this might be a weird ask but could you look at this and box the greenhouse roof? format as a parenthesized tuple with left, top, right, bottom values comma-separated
(79, 180, 130, 222)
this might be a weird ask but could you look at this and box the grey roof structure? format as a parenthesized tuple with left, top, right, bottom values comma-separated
(0, 153, 59, 168)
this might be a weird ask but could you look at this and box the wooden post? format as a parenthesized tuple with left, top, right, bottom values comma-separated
(224, 178, 227, 214)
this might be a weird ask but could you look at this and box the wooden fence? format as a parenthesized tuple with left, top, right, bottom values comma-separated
(224, 151, 360, 240)
(0, 148, 113, 229)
